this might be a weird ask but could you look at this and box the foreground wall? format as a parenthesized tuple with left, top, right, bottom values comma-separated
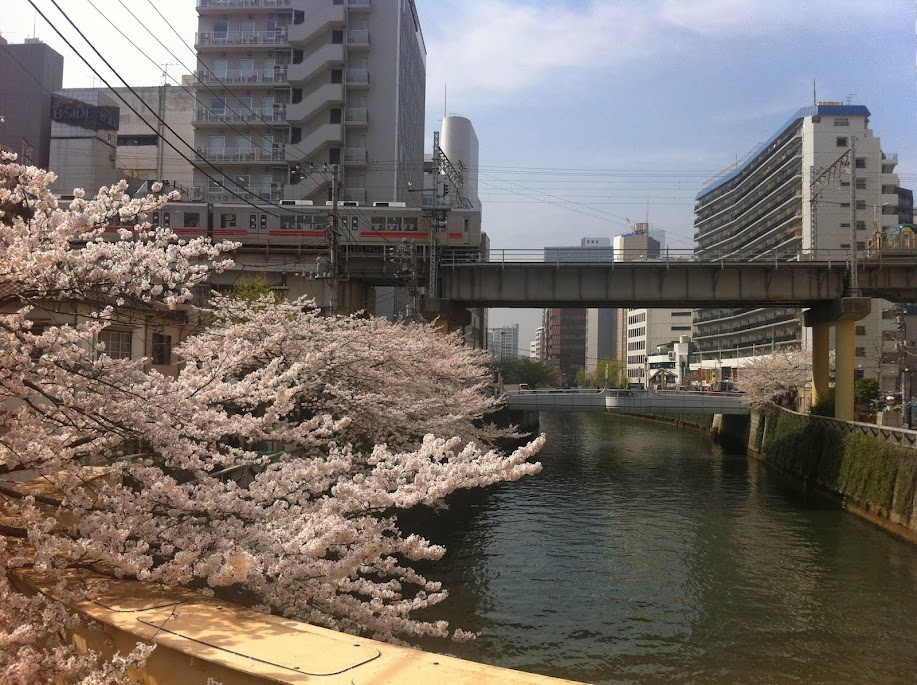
(749, 408, 917, 541)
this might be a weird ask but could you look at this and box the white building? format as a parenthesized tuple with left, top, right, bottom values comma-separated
(693, 102, 901, 390)
(191, 0, 426, 205)
(530, 325, 544, 360)
(488, 324, 519, 361)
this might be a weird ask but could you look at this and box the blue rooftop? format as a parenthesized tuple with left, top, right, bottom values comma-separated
(696, 104, 871, 200)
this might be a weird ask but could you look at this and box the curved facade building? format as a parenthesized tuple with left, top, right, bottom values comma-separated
(440, 115, 478, 205)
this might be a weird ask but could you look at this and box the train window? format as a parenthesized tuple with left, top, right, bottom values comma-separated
(387, 217, 402, 231)
(183, 212, 200, 228)
(280, 215, 296, 230)
(351, 216, 359, 231)
(402, 218, 417, 232)
(371, 216, 385, 231)
(221, 213, 237, 228)
(162, 211, 170, 228)
(250, 214, 258, 230)
(464, 218, 469, 233)
(260, 214, 267, 230)
(151, 211, 160, 225)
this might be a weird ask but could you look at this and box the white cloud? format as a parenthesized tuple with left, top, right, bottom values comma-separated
(421, 0, 897, 107)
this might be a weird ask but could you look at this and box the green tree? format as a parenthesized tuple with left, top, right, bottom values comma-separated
(855, 377, 881, 406)
(504, 358, 557, 388)
(577, 359, 626, 388)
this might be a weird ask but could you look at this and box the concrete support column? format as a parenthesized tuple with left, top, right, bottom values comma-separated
(835, 319, 856, 421)
(811, 324, 830, 409)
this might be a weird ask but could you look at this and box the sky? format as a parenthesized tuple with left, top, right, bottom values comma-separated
(2, 0, 916, 352)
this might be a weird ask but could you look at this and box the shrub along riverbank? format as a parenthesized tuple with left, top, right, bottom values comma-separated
(752, 409, 917, 540)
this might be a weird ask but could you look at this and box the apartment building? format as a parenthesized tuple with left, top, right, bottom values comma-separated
(191, 0, 426, 206)
(693, 103, 901, 390)
(543, 307, 587, 386)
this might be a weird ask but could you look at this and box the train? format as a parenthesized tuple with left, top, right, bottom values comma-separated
(105, 199, 483, 251)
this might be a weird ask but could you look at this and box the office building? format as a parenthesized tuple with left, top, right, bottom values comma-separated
(191, 0, 426, 205)
(693, 103, 901, 390)
(0, 38, 64, 168)
(543, 307, 587, 385)
(488, 324, 519, 361)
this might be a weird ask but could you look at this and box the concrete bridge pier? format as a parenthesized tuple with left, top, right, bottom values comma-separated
(805, 298, 871, 421)
(422, 298, 471, 334)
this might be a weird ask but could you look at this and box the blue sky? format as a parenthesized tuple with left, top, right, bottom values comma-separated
(3, 0, 915, 349)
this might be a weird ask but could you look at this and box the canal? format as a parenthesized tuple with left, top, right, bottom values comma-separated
(413, 412, 917, 684)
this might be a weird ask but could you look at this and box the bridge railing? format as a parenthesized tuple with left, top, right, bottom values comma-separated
(440, 247, 862, 266)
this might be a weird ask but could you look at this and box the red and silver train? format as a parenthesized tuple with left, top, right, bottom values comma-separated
(106, 200, 482, 250)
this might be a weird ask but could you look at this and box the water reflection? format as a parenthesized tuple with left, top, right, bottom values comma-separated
(411, 413, 917, 684)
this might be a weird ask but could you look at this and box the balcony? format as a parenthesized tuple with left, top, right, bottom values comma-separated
(195, 67, 288, 86)
(345, 68, 369, 87)
(347, 0, 371, 10)
(285, 83, 344, 121)
(190, 186, 283, 203)
(343, 147, 367, 166)
(197, 0, 291, 9)
(287, 43, 345, 83)
(194, 146, 286, 164)
(343, 187, 366, 203)
(344, 107, 367, 126)
(346, 29, 370, 48)
(193, 106, 287, 125)
(195, 30, 288, 48)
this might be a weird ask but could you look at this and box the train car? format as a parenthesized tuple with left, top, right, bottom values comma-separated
(104, 199, 482, 251)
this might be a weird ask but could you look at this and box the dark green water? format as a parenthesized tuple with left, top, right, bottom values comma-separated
(415, 412, 917, 684)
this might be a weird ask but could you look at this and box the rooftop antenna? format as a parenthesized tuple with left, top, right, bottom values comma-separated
(846, 93, 856, 104)
(444, 82, 447, 119)
(33, 10, 37, 38)
(645, 197, 649, 225)
(813, 78, 816, 107)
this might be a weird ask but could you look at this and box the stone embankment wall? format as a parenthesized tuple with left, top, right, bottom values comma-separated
(749, 409, 917, 541)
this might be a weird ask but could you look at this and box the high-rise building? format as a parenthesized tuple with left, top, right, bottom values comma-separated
(488, 324, 519, 361)
(693, 103, 901, 390)
(530, 326, 544, 360)
(0, 38, 64, 168)
(191, 0, 426, 206)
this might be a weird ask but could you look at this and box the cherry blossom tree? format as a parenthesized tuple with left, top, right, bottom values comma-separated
(734, 349, 813, 408)
(0, 155, 544, 678)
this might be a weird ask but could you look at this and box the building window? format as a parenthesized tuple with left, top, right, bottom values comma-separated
(857, 220, 866, 231)
(118, 134, 158, 146)
(331, 30, 343, 44)
(328, 147, 341, 165)
(855, 157, 866, 168)
(330, 69, 342, 84)
(99, 330, 132, 360)
(856, 200, 866, 209)
(834, 117, 849, 126)
(329, 107, 342, 124)
(855, 178, 866, 189)
(855, 347, 866, 357)
(152, 333, 172, 365)
(855, 325, 866, 335)
(836, 137, 848, 147)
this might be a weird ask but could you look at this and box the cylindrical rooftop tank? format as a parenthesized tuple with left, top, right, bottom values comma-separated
(440, 115, 479, 205)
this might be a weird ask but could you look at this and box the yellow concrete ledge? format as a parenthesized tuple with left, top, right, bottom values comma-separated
(14, 569, 583, 685)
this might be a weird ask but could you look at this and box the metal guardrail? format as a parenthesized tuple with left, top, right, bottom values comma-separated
(774, 405, 917, 450)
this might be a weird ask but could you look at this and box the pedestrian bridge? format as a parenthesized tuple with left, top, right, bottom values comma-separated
(506, 389, 750, 415)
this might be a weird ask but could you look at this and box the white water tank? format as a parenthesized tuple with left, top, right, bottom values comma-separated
(440, 115, 479, 205)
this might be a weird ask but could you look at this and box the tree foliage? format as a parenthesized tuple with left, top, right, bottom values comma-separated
(502, 357, 556, 388)
(576, 359, 626, 388)
(0, 156, 543, 678)
(734, 349, 811, 408)
(855, 377, 881, 406)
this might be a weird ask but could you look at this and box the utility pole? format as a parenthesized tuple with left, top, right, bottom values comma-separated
(328, 163, 340, 313)
(429, 132, 442, 299)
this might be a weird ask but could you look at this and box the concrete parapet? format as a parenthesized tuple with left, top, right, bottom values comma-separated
(13, 568, 582, 685)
